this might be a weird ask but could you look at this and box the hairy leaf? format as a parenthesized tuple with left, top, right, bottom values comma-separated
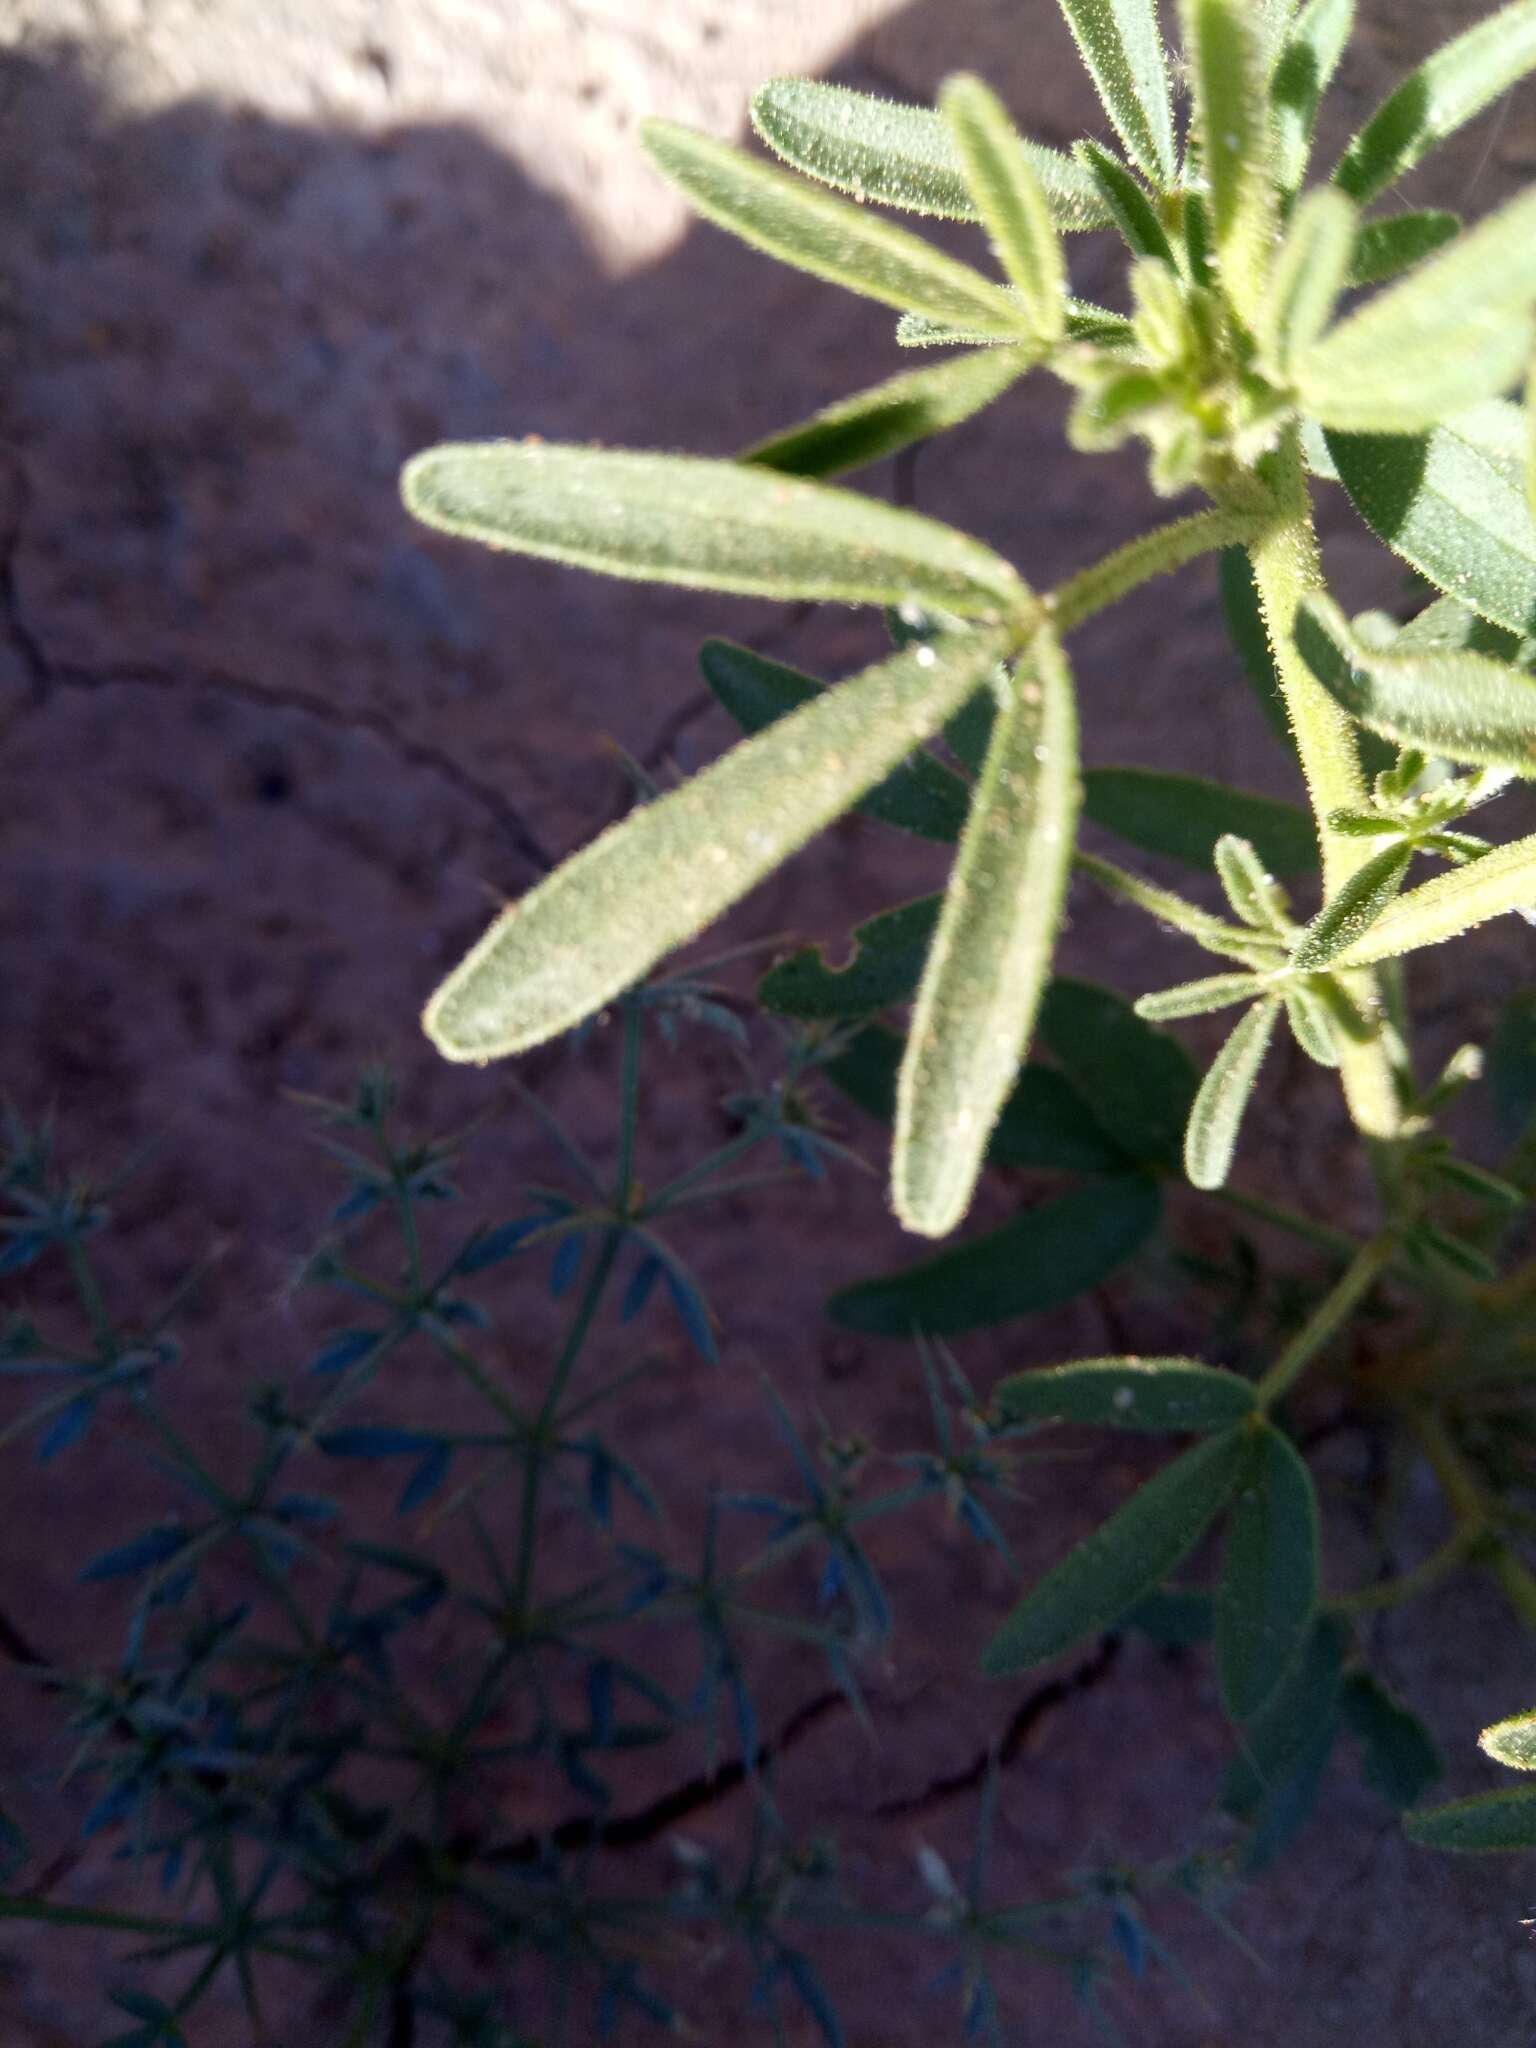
(1083, 766, 1317, 873)
(980, 1426, 1247, 1675)
(942, 76, 1067, 343)
(1333, 0, 1536, 204)
(758, 896, 940, 1019)
(699, 639, 971, 841)
(1295, 593, 1536, 769)
(895, 636, 1080, 1235)
(1404, 1786, 1536, 1853)
(828, 1173, 1160, 1336)
(1258, 185, 1356, 379)
(403, 442, 1025, 616)
(1349, 209, 1459, 287)
(1182, 0, 1277, 325)
(1481, 1709, 1536, 1771)
(1330, 415, 1536, 644)
(1136, 973, 1274, 1023)
(742, 347, 1033, 479)
(1040, 977, 1198, 1169)
(1184, 999, 1281, 1190)
(995, 1356, 1257, 1432)
(1325, 831, 1536, 969)
(1290, 839, 1415, 969)
(424, 633, 1011, 1059)
(1071, 140, 1176, 264)
(1057, 0, 1177, 185)
(750, 77, 1110, 229)
(1216, 1423, 1320, 1723)
(1214, 832, 1292, 933)
(1272, 0, 1354, 193)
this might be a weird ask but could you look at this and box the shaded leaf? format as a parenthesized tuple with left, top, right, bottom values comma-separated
(1222, 1614, 1346, 1869)
(1057, 0, 1178, 184)
(425, 631, 1013, 1060)
(1039, 977, 1198, 1170)
(1342, 1672, 1444, 1808)
(895, 632, 1081, 1235)
(1216, 1422, 1319, 1722)
(995, 1356, 1257, 1433)
(749, 77, 1109, 228)
(1083, 766, 1317, 873)
(1184, 1000, 1282, 1190)
(1404, 1786, 1536, 1853)
(829, 1174, 1160, 1337)
(759, 895, 940, 1021)
(1349, 209, 1459, 287)
(742, 347, 1031, 480)
(980, 1426, 1247, 1675)
(1071, 139, 1176, 264)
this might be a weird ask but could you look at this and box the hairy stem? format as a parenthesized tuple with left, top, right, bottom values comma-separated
(1050, 506, 1259, 636)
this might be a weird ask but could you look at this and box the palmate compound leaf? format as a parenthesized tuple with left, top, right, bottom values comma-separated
(422, 628, 1015, 1061)
(1295, 188, 1536, 434)
(1326, 401, 1536, 638)
(641, 119, 1032, 336)
(828, 1173, 1160, 1337)
(1183, 999, 1282, 1190)
(741, 346, 1034, 481)
(979, 1425, 1248, 1676)
(1294, 592, 1536, 771)
(893, 630, 1081, 1236)
(1332, 0, 1536, 206)
(1056, 0, 1178, 187)
(940, 75, 1067, 346)
(402, 442, 1026, 616)
(1404, 1787, 1536, 1853)
(994, 1356, 1257, 1433)
(749, 77, 1110, 230)
(1215, 1421, 1319, 1724)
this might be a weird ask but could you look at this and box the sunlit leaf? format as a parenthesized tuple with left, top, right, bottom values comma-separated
(980, 1426, 1247, 1675)
(424, 632, 1013, 1060)
(1057, 0, 1178, 185)
(759, 895, 940, 1020)
(1332, 0, 1536, 205)
(1272, 0, 1354, 193)
(829, 1173, 1159, 1336)
(1257, 185, 1355, 379)
(1181, 0, 1277, 326)
(1290, 839, 1415, 969)
(1283, 982, 1340, 1066)
(742, 347, 1033, 479)
(1480, 1708, 1536, 1771)
(1324, 830, 1536, 969)
(1216, 1422, 1319, 1722)
(995, 1356, 1257, 1432)
(1071, 139, 1176, 264)
(895, 633, 1081, 1235)
(941, 75, 1067, 343)
(1214, 832, 1292, 934)
(1404, 1786, 1536, 1853)
(643, 118, 1033, 333)
(1184, 999, 1282, 1191)
(1348, 209, 1459, 287)
(750, 77, 1110, 229)
(404, 442, 1026, 616)
(1082, 766, 1317, 873)
(1136, 973, 1273, 1023)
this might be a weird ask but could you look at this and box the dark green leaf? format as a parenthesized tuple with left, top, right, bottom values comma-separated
(1039, 978, 1198, 1170)
(1272, 0, 1354, 193)
(1404, 1786, 1536, 1853)
(1216, 1423, 1319, 1722)
(749, 77, 1110, 229)
(403, 441, 1027, 615)
(1290, 839, 1415, 969)
(1491, 990, 1536, 1140)
(1349, 209, 1459, 288)
(1071, 139, 1175, 264)
(829, 1174, 1160, 1337)
(1083, 767, 1316, 873)
(424, 632, 1013, 1060)
(1122, 1585, 1215, 1645)
(699, 639, 971, 842)
(980, 1426, 1247, 1675)
(1341, 1673, 1444, 1808)
(741, 348, 1031, 480)
(1325, 831, 1536, 969)
(1184, 1000, 1282, 1191)
(1057, 0, 1178, 184)
(1333, 0, 1536, 205)
(995, 1356, 1257, 1432)
(820, 1022, 1131, 1173)
(1222, 1613, 1347, 1867)
(758, 896, 940, 1020)
(1327, 405, 1536, 638)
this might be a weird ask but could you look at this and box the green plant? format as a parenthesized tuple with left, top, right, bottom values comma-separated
(399, 0, 1536, 1890)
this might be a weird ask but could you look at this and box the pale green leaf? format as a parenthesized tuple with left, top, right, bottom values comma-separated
(1135, 973, 1273, 1023)
(1057, 0, 1177, 185)
(423, 631, 1012, 1060)
(1327, 831, 1536, 969)
(996, 1356, 1257, 1433)
(742, 347, 1033, 479)
(980, 1427, 1248, 1675)
(1404, 1786, 1536, 1853)
(1272, 0, 1354, 193)
(1082, 766, 1317, 873)
(1258, 186, 1357, 380)
(1297, 190, 1536, 432)
(402, 442, 1026, 616)
(1530, 358, 1536, 522)
(1295, 592, 1536, 770)
(1290, 839, 1415, 969)
(750, 77, 1110, 229)
(1327, 404, 1536, 637)
(895, 635, 1081, 1236)
(830, 1173, 1160, 1337)
(1349, 210, 1459, 288)
(1072, 139, 1176, 265)
(1181, 0, 1278, 326)
(1283, 983, 1340, 1066)
(897, 297, 1133, 349)
(1214, 832, 1293, 934)
(1333, 0, 1536, 205)
(941, 76, 1067, 344)
(642, 119, 1030, 333)
(1184, 999, 1282, 1190)
(1216, 1422, 1320, 1723)
(1393, 593, 1526, 664)
(1481, 1709, 1536, 1772)
(1076, 850, 1285, 966)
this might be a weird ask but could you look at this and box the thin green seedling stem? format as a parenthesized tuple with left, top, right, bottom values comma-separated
(1050, 507, 1260, 636)
(1211, 1185, 1361, 1259)
(1412, 1404, 1536, 1628)
(1256, 1233, 1394, 1407)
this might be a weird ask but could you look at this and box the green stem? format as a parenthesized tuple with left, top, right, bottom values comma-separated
(1212, 1185, 1360, 1259)
(1412, 1406, 1536, 1628)
(1050, 507, 1259, 636)
(1323, 1524, 1482, 1614)
(1256, 1233, 1393, 1408)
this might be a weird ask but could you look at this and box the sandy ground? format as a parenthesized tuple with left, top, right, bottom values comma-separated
(3, 0, 1536, 2040)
